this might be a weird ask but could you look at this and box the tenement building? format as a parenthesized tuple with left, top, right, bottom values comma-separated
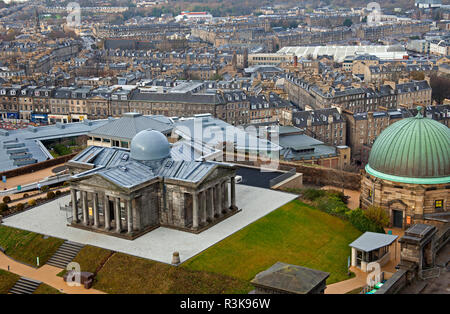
(66, 129, 238, 239)
(360, 107, 450, 229)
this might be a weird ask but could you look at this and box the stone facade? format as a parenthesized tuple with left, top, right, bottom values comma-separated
(68, 163, 238, 239)
(360, 173, 449, 229)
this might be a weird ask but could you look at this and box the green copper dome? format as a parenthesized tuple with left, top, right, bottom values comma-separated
(366, 108, 450, 184)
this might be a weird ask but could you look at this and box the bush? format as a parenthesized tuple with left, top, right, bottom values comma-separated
(40, 185, 49, 193)
(47, 191, 56, 200)
(15, 203, 24, 211)
(28, 199, 37, 206)
(0, 202, 8, 213)
(55, 190, 61, 196)
(302, 189, 326, 201)
(23, 193, 29, 198)
(2, 196, 11, 203)
(348, 209, 385, 233)
(364, 206, 390, 228)
(62, 181, 70, 187)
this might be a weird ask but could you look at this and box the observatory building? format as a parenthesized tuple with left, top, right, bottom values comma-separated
(66, 129, 238, 239)
(360, 107, 450, 229)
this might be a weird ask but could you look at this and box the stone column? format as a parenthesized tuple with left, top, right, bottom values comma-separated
(93, 193, 99, 228)
(223, 180, 229, 213)
(82, 191, 88, 226)
(216, 183, 222, 217)
(104, 194, 111, 230)
(132, 199, 140, 231)
(230, 176, 237, 210)
(127, 199, 133, 234)
(201, 191, 207, 225)
(192, 192, 199, 229)
(209, 188, 215, 221)
(351, 248, 357, 267)
(71, 188, 79, 223)
(115, 197, 121, 233)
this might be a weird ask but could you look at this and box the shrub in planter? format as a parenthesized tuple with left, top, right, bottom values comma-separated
(40, 185, 49, 193)
(47, 191, 56, 199)
(23, 193, 29, 198)
(55, 190, 61, 196)
(28, 199, 37, 206)
(0, 202, 8, 213)
(2, 196, 11, 204)
(15, 203, 24, 211)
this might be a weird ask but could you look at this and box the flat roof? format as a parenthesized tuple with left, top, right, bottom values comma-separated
(349, 232, 398, 252)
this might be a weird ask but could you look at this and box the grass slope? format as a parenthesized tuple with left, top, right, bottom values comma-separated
(183, 200, 362, 284)
(94, 253, 253, 294)
(57, 245, 113, 277)
(0, 226, 64, 267)
(0, 269, 19, 294)
(33, 283, 63, 294)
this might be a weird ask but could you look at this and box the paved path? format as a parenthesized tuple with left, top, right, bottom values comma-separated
(0, 251, 105, 294)
(325, 267, 367, 294)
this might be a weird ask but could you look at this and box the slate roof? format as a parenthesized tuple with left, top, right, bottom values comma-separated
(0, 119, 109, 172)
(251, 262, 330, 294)
(70, 144, 226, 188)
(88, 113, 174, 140)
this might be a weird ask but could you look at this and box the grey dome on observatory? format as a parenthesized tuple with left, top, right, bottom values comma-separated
(130, 129, 171, 161)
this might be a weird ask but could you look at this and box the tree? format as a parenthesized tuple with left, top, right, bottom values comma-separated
(343, 18, 353, 27)
(411, 71, 425, 81)
(430, 75, 450, 104)
(364, 206, 390, 228)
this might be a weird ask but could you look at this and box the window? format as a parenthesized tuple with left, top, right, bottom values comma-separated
(435, 200, 443, 209)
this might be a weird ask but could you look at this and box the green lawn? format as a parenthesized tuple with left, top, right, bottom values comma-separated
(58, 245, 114, 277)
(0, 226, 64, 267)
(0, 269, 19, 294)
(93, 252, 253, 294)
(183, 199, 362, 284)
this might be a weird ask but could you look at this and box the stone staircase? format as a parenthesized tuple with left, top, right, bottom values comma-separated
(9, 277, 42, 294)
(46, 241, 84, 269)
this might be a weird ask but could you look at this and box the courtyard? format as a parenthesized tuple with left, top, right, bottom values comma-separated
(2, 184, 297, 264)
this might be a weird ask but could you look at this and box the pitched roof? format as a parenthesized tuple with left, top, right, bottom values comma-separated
(88, 113, 173, 140)
(251, 262, 329, 294)
(349, 232, 398, 252)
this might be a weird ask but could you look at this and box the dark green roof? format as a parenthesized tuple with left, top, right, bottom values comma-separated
(366, 108, 450, 184)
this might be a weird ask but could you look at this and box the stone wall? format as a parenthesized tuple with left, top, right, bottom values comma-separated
(360, 172, 449, 228)
(234, 157, 361, 190)
(374, 269, 408, 294)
